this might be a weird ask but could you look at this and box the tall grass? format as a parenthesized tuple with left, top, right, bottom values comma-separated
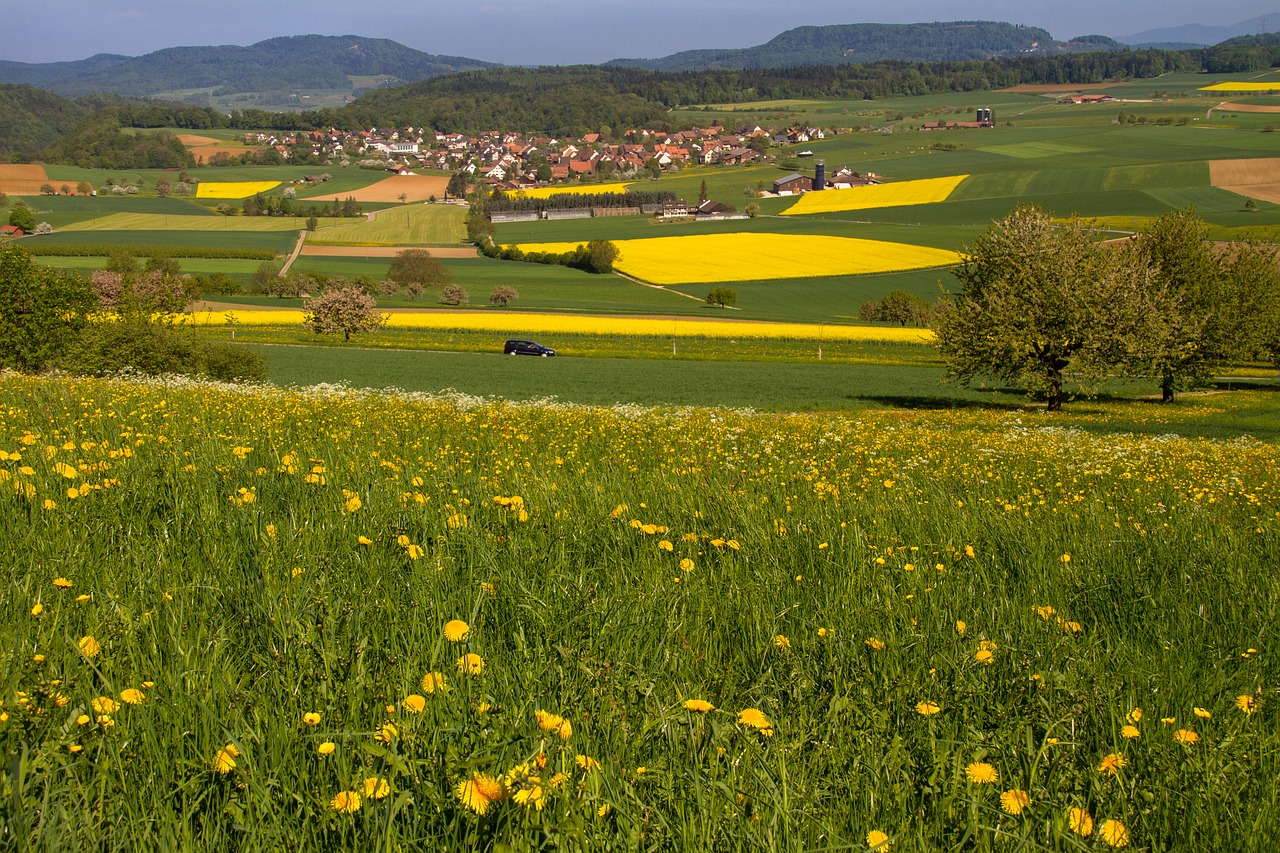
(1, 374, 1277, 849)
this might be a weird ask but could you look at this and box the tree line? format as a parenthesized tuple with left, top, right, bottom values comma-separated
(933, 206, 1280, 410)
(486, 189, 678, 214)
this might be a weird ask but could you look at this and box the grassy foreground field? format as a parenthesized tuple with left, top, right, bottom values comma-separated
(2, 373, 1277, 849)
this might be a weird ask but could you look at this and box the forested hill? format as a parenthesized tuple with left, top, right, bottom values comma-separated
(0, 36, 500, 98)
(0, 54, 129, 88)
(608, 21, 1122, 71)
(0, 84, 87, 158)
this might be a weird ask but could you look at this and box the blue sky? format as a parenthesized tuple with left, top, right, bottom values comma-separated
(4, 1, 1277, 64)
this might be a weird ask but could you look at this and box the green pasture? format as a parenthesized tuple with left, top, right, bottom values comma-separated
(58, 213, 345, 233)
(29, 230, 296, 253)
(309, 204, 467, 245)
(33, 256, 265, 277)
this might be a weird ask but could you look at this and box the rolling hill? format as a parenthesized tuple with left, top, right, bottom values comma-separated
(607, 21, 1121, 72)
(0, 35, 500, 99)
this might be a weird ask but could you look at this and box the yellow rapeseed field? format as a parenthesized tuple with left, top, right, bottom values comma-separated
(195, 181, 282, 199)
(193, 307, 934, 344)
(1199, 82, 1280, 91)
(515, 233, 962, 284)
(513, 183, 634, 199)
(780, 175, 969, 216)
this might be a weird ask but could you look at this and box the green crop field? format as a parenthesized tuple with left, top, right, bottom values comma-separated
(309, 205, 467, 245)
(32, 256, 266, 277)
(59, 213, 345, 233)
(29, 230, 297, 253)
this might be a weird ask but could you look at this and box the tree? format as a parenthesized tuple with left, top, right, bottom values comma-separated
(438, 284, 469, 305)
(446, 172, 469, 200)
(8, 202, 35, 232)
(1100, 209, 1226, 402)
(387, 249, 450, 289)
(577, 240, 619, 274)
(39, 183, 55, 195)
(933, 204, 1110, 411)
(0, 245, 96, 372)
(489, 285, 519, 307)
(705, 287, 737, 307)
(302, 287, 386, 341)
(306, 213, 319, 231)
(252, 261, 282, 294)
(33, 222, 52, 235)
(155, 179, 172, 198)
(699, 180, 709, 203)
(76, 181, 93, 196)
(877, 290, 933, 326)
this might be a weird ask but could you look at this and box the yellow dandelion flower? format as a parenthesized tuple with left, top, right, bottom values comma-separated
(1161, 716, 1176, 724)
(964, 545, 975, 559)
(1121, 724, 1140, 739)
(576, 755, 601, 772)
(1236, 694, 1259, 715)
(658, 540, 673, 551)
(457, 653, 484, 675)
(684, 699, 714, 713)
(974, 649, 994, 665)
(302, 712, 321, 726)
(30, 603, 43, 616)
(363, 777, 391, 800)
(402, 694, 426, 713)
(1068, 807, 1094, 836)
(75, 594, 90, 603)
(679, 558, 694, 571)
(1097, 753, 1126, 776)
(1173, 728, 1200, 745)
(1000, 788, 1030, 815)
(317, 742, 336, 757)
(405, 544, 424, 559)
(726, 539, 740, 550)
(77, 636, 100, 658)
(1060, 553, 1071, 563)
(68, 744, 83, 754)
(1126, 708, 1143, 723)
(421, 671, 448, 693)
(597, 803, 612, 817)
(91, 696, 120, 714)
(916, 701, 941, 716)
(120, 688, 144, 705)
(1099, 818, 1129, 848)
(505, 763, 546, 811)
(330, 790, 361, 814)
(76, 714, 90, 726)
(866, 829, 891, 850)
(865, 637, 885, 650)
(535, 709, 573, 740)
(549, 771, 569, 788)
(358, 535, 373, 546)
(1193, 707, 1211, 719)
(456, 772, 506, 815)
(211, 744, 239, 775)
(374, 723, 397, 744)
(444, 619, 471, 642)
(955, 620, 967, 634)
(737, 707, 774, 736)
(773, 634, 791, 650)
(965, 762, 997, 784)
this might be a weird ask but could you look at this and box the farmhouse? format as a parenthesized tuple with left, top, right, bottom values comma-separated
(0, 225, 24, 239)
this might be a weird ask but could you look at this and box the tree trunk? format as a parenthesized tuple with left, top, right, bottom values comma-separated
(1046, 362, 1064, 412)
(1161, 371, 1175, 404)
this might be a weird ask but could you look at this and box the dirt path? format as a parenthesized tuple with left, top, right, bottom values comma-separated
(278, 231, 307, 276)
(298, 245, 478, 258)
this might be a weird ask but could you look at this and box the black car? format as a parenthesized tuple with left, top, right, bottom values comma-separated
(503, 339, 556, 357)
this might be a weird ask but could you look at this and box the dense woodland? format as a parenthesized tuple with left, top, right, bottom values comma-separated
(608, 21, 1096, 71)
(1, 39, 1277, 164)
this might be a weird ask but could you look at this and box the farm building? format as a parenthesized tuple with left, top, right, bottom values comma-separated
(773, 174, 813, 195)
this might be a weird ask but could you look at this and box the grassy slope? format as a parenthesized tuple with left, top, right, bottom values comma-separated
(309, 204, 467, 245)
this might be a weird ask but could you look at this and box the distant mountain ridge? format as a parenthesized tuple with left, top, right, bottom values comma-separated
(1118, 13, 1280, 48)
(0, 35, 500, 98)
(607, 21, 1122, 71)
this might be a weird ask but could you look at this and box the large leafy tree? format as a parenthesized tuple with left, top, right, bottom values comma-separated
(387, 249, 450, 289)
(1116, 209, 1227, 402)
(932, 204, 1110, 411)
(0, 244, 96, 372)
(302, 287, 386, 342)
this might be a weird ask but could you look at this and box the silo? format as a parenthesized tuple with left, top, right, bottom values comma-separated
(814, 160, 825, 191)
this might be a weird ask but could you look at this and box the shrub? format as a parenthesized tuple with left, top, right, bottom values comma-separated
(64, 320, 266, 383)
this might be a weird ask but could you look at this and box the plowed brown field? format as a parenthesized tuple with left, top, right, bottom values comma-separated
(1210, 157, 1280, 203)
(1214, 102, 1280, 113)
(304, 174, 449, 203)
(299, 245, 477, 258)
(0, 164, 53, 195)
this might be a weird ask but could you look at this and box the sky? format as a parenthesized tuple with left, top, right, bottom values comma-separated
(4, 1, 1278, 65)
